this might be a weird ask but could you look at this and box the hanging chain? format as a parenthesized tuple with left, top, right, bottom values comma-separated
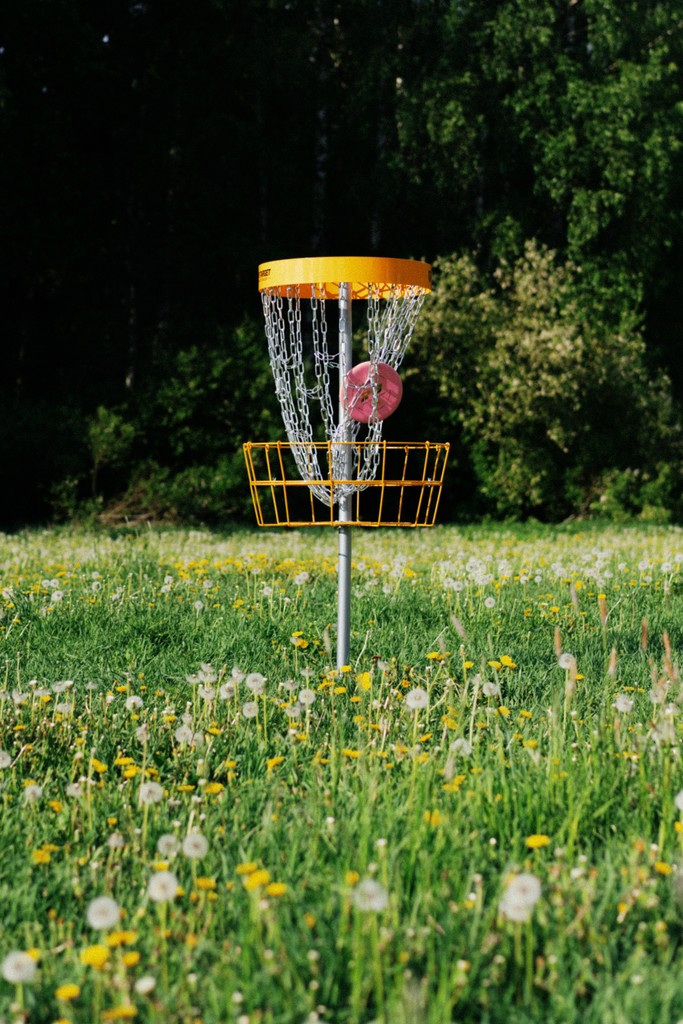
(261, 281, 426, 506)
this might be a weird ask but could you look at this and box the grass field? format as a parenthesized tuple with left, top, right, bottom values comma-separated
(0, 521, 682, 1024)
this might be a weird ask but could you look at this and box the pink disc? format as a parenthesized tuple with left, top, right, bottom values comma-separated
(342, 361, 403, 423)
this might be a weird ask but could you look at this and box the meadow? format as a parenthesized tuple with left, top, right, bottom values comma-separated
(0, 520, 682, 1024)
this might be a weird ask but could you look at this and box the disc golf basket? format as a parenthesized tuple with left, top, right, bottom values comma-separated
(244, 255, 449, 669)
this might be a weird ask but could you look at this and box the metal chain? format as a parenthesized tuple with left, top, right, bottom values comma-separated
(261, 281, 426, 507)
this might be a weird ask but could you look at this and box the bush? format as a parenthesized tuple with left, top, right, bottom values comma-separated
(407, 241, 682, 520)
(66, 316, 281, 526)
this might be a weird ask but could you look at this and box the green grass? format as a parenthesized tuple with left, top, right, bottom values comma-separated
(0, 521, 682, 1023)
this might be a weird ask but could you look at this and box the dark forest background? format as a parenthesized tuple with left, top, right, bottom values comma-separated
(2, 0, 683, 529)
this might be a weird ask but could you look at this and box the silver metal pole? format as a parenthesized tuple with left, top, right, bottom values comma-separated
(336, 282, 353, 671)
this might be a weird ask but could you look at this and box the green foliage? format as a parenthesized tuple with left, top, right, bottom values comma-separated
(408, 241, 682, 519)
(88, 405, 137, 495)
(2, 0, 683, 528)
(67, 317, 280, 526)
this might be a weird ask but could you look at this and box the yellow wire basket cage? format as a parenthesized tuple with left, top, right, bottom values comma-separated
(243, 440, 450, 528)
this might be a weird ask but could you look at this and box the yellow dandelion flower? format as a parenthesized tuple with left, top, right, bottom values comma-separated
(90, 758, 108, 774)
(114, 757, 135, 767)
(500, 655, 517, 669)
(443, 774, 467, 793)
(204, 781, 224, 794)
(32, 848, 51, 865)
(427, 651, 446, 661)
(266, 756, 285, 772)
(654, 861, 673, 876)
(356, 671, 372, 691)
(265, 882, 287, 897)
(49, 800, 63, 813)
(243, 868, 271, 891)
(105, 931, 137, 948)
(345, 870, 360, 886)
(55, 983, 80, 1001)
(498, 706, 511, 717)
(304, 912, 316, 928)
(525, 834, 551, 849)
(195, 877, 217, 891)
(80, 944, 110, 969)
(236, 861, 258, 875)
(101, 1007, 137, 1021)
(121, 951, 140, 968)
(341, 748, 361, 759)
(423, 809, 443, 827)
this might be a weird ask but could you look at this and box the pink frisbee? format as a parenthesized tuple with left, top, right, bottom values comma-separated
(342, 361, 403, 423)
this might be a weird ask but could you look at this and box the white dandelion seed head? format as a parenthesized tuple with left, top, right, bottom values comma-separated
(245, 673, 267, 695)
(293, 571, 310, 586)
(138, 781, 164, 805)
(23, 784, 43, 804)
(156, 834, 180, 858)
(219, 681, 236, 699)
(614, 694, 634, 714)
(174, 725, 194, 745)
(482, 681, 501, 699)
(52, 679, 74, 693)
(147, 870, 179, 903)
(298, 688, 316, 707)
(198, 686, 216, 701)
(1, 950, 37, 983)
(353, 878, 389, 913)
(182, 832, 209, 859)
(125, 695, 144, 711)
(405, 687, 428, 711)
(499, 872, 542, 922)
(86, 895, 121, 930)
(242, 701, 258, 719)
(558, 653, 575, 670)
(450, 738, 472, 757)
(484, 596, 496, 609)
(107, 832, 126, 850)
(134, 974, 157, 995)
(0, 750, 11, 769)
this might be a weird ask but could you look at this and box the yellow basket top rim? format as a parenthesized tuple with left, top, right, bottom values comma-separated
(257, 256, 431, 299)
